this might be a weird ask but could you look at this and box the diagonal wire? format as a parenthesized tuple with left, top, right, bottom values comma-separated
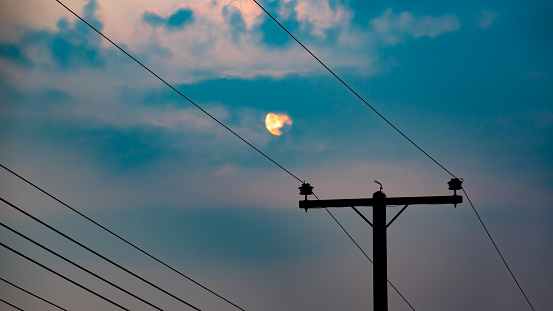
(54, 0, 302, 185)
(1, 242, 129, 311)
(1, 222, 165, 311)
(252, 2, 537, 308)
(35, 1, 534, 310)
(0, 298, 24, 311)
(0, 162, 240, 310)
(314, 194, 416, 310)
(462, 188, 535, 310)
(0, 196, 201, 311)
(250, 0, 456, 179)
(0, 277, 67, 311)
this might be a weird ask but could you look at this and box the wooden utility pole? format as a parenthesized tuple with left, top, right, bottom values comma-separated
(299, 179, 463, 311)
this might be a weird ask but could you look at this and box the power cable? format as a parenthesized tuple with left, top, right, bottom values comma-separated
(250, 0, 456, 179)
(0, 161, 415, 311)
(0, 242, 129, 311)
(0, 276, 67, 311)
(39, 1, 533, 310)
(0, 162, 241, 310)
(322, 205, 415, 310)
(0, 170, 415, 311)
(54, 0, 302, 185)
(0, 196, 201, 311)
(0, 222, 165, 311)
(45, 9, 381, 307)
(253, 2, 537, 309)
(462, 188, 535, 310)
(0, 298, 24, 311)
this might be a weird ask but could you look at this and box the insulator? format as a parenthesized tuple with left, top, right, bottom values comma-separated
(448, 178, 463, 191)
(299, 183, 314, 196)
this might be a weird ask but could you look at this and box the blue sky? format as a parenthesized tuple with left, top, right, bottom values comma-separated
(0, 0, 552, 310)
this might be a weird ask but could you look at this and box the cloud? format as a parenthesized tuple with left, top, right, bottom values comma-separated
(0, 1, 465, 83)
(370, 9, 460, 45)
(222, 4, 248, 40)
(293, 0, 351, 37)
(142, 7, 194, 31)
(0, 43, 33, 67)
(0, 0, 111, 71)
(476, 10, 497, 29)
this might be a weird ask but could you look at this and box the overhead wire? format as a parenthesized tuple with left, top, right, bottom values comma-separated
(250, 0, 456, 179)
(40, 0, 412, 309)
(462, 188, 535, 310)
(0, 196, 201, 311)
(251, 1, 536, 309)
(0, 165, 412, 311)
(0, 276, 67, 311)
(0, 165, 416, 311)
(54, 0, 302, 185)
(22, 1, 318, 310)
(0, 162, 242, 311)
(1, 242, 129, 311)
(1, 222, 165, 311)
(36, 0, 533, 310)
(0, 298, 24, 311)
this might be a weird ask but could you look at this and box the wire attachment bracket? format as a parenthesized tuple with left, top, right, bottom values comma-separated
(448, 178, 463, 207)
(299, 183, 314, 211)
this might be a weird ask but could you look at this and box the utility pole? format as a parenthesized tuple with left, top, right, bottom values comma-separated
(299, 178, 463, 311)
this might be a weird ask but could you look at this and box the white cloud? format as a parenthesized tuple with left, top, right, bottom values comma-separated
(370, 9, 460, 45)
(476, 10, 497, 29)
(0, 1, 464, 86)
(293, 0, 351, 37)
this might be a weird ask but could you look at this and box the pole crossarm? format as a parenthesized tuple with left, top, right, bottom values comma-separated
(387, 205, 409, 228)
(351, 206, 373, 227)
(299, 195, 462, 210)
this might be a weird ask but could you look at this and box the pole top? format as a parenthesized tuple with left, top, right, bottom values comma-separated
(373, 190, 386, 200)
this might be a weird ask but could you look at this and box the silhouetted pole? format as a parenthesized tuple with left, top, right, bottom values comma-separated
(373, 190, 388, 311)
(298, 178, 463, 311)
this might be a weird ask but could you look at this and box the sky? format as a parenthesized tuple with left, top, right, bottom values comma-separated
(0, 0, 552, 310)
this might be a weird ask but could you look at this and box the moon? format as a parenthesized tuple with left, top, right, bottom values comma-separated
(265, 113, 292, 136)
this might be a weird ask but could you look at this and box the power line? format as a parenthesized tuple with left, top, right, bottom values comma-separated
(21, 3, 415, 309)
(462, 188, 535, 310)
(18, 2, 296, 310)
(0, 196, 201, 311)
(251, 0, 455, 178)
(0, 298, 24, 311)
(252, 2, 538, 309)
(0, 162, 242, 311)
(0, 277, 68, 311)
(54, 0, 302, 184)
(0, 242, 129, 311)
(0, 222, 165, 311)
(0, 162, 416, 311)
(322, 205, 416, 311)
(43, 1, 534, 310)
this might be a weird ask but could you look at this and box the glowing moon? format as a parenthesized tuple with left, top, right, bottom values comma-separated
(265, 113, 292, 136)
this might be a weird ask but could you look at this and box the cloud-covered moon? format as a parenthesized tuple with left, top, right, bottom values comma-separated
(265, 113, 292, 136)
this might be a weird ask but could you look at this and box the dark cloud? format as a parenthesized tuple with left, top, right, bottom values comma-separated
(142, 8, 194, 31)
